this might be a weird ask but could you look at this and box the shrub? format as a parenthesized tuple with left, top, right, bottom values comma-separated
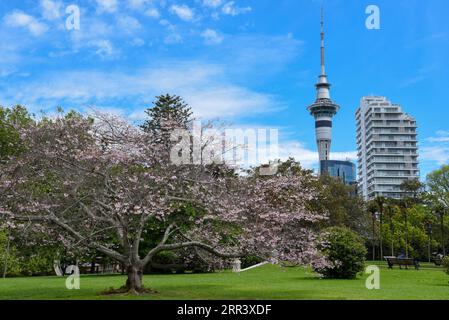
(0, 230, 22, 277)
(442, 256, 449, 276)
(19, 253, 55, 276)
(313, 227, 367, 279)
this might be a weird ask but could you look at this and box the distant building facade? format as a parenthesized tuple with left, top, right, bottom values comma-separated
(356, 96, 420, 200)
(320, 160, 356, 186)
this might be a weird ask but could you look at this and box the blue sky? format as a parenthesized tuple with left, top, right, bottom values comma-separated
(0, 0, 448, 178)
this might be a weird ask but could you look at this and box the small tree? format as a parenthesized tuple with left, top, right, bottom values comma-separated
(427, 165, 449, 209)
(383, 200, 397, 256)
(442, 256, 449, 277)
(141, 94, 193, 148)
(313, 174, 369, 235)
(312, 227, 367, 279)
(400, 178, 425, 204)
(0, 228, 21, 277)
(427, 165, 449, 255)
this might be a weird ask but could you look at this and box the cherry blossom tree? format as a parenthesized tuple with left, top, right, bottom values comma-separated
(0, 112, 327, 293)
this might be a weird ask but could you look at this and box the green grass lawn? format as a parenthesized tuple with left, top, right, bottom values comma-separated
(0, 262, 448, 300)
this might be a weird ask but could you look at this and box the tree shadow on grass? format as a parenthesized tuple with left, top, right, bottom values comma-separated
(100, 286, 159, 297)
(430, 283, 449, 287)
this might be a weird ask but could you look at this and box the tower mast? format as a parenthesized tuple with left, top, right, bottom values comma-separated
(320, 7, 325, 76)
(307, 8, 340, 168)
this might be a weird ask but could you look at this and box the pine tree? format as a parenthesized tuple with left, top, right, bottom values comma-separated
(141, 94, 193, 142)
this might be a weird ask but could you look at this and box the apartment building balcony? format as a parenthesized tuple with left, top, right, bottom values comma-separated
(366, 158, 418, 166)
(365, 120, 417, 129)
(366, 153, 417, 159)
(367, 144, 418, 150)
(367, 166, 418, 173)
(366, 137, 418, 145)
(366, 166, 419, 174)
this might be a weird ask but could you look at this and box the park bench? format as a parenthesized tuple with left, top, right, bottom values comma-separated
(384, 256, 420, 270)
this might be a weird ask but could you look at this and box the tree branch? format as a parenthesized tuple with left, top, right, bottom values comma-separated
(8, 212, 126, 263)
(142, 240, 240, 266)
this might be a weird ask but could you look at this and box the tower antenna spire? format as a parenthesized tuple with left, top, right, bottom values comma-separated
(320, 6, 325, 75)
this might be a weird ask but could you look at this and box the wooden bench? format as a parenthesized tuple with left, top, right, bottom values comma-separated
(384, 256, 420, 270)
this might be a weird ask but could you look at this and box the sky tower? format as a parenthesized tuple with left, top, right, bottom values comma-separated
(307, 8, 340, 166)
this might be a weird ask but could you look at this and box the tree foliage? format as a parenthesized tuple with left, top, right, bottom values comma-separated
(0, 106, 328, 292)
(442, 256, 449, 275)
(427, 165, 449, 209)
(0, 105, 32, 162)
(316, 175, 369, 236)
(140, 94, 193, 147)
(312, 227, 367, 279)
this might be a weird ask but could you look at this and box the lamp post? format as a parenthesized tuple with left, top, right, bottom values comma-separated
(426, 222, 433, 263)
(399, 201, 410, 258)
(371, 211, 379, 261)
(379, 204, 384, 261)
(385, 205, 395, 256)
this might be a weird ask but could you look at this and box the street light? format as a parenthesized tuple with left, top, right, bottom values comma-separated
(426, 222, 433, 263)
(371, 211, 380, 261)
(378, 203, 384, 261)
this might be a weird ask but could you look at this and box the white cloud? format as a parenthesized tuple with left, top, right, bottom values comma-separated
(202, 0, 222, 8)
(40, 0, 62, 20)
(96, 0, 118, 13)
(164, 33, 183, 44)
(2, 62, 280, 120)
(4, 11, 48, 36)
(117, 15, 142, 33)
(214, 34, 303, 75)
(170, 4, 194, 21)
(67, 16, 115, 55)
(421, 146, 449, 165)
(127, 0, 152, 10)
(201, 29, 223, 44)
(269, 141, 356, 170)
(131, 37, 145, 47)
(422, 131, 449, 165)
(228, 129, 357, 170)
(222, 1, 251, 16)
(145, 8, 160, 19)
(427, 131, 449, 143)
(159, 19, 175, 30)
(186, 86, 274, 118)
(401, 65, 436, 88)
(88, 40, 117, 59)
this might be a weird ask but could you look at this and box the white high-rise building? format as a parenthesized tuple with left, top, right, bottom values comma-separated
(356, 96, 420, 200)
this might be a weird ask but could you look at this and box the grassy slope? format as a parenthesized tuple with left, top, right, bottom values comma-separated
(0, 263, 448, 300)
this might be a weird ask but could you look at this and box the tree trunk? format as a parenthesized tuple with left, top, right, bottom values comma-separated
(405, 217, 409, 257)
(404, 208, 409, 258)
(125, 265, 143, 292)
(2, 228, 11, 279)
(389, 215, 395, 256)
